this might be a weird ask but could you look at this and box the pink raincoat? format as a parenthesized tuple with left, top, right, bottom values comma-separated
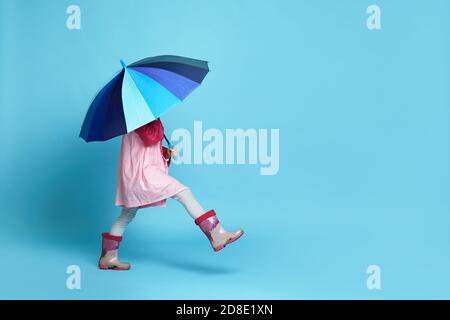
(115, 119, 188, 208)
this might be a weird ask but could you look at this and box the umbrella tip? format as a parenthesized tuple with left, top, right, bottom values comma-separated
(120, 59, 127, 68)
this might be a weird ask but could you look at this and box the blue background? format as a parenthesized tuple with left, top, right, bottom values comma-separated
(1, 0, 449, 299)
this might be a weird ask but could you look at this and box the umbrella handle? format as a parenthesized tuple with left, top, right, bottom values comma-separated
(164, 134, 172, 149)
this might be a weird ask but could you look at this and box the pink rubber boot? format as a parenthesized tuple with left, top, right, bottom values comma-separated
(98, 233, 131, 271)
(195, 210, 244, 252)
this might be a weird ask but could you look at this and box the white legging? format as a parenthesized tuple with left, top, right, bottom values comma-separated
(109, 188, 205, 236)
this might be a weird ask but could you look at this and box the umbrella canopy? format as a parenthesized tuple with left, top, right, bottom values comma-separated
(80, 55, 209, 142)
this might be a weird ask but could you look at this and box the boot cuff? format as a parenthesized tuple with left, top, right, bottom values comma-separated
(194, 210, 216, 225)
(102, 232, 123, 241)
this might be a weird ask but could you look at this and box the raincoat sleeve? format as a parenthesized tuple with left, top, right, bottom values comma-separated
(135, 119, 164, 147)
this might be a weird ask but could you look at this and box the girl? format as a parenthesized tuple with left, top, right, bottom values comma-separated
(99, 118, 244, 270)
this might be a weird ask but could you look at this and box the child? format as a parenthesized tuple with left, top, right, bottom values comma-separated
(99, 118, 244, 270)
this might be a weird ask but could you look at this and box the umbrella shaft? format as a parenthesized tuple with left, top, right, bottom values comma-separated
(164, 134, 172, 148)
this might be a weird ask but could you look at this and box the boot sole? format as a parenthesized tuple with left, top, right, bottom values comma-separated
(213, 230, 244, 252)
(98, 264, 131, 271)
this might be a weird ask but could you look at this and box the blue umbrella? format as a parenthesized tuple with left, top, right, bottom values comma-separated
(79, 55, 209, 142)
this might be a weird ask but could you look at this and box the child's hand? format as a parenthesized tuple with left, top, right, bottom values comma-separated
(169, 147, 178, 157)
